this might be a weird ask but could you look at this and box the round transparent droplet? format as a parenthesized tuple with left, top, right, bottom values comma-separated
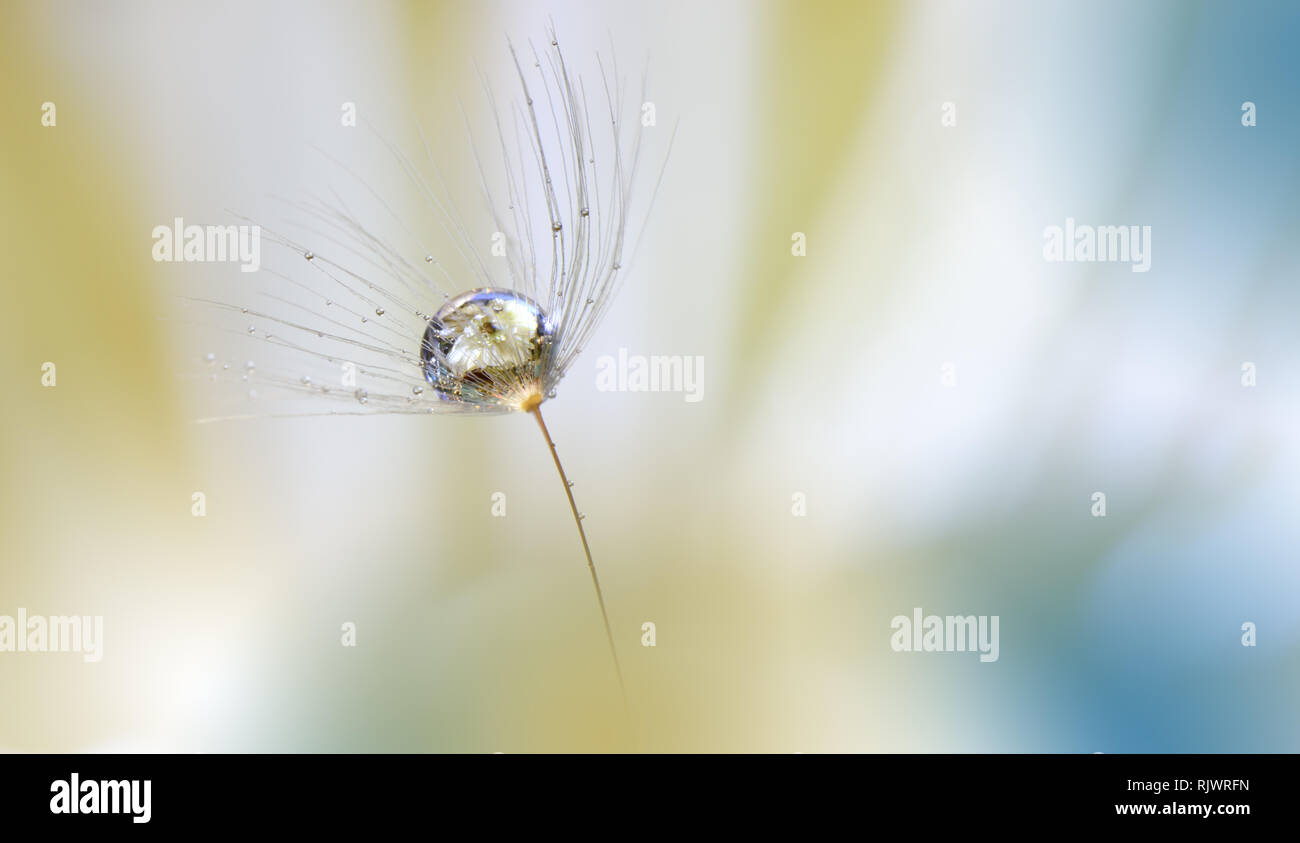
(419, 288, 553, 407)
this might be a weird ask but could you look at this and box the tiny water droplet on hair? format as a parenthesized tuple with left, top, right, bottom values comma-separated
(412, 385, 424, 395)
(375, 308, 385, 317)
(304, 251, 314, 261)
(247, 325, 255, 334)
(425, 254, 434, 263)
(580, 207, 589, 217)
(354, 389, 368, 404)
(204, 352, 216, 363)
(552, 222, 562, 232)
(301, 375, 312, 385)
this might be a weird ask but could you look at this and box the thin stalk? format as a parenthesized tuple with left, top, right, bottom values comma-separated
(529, 404, 627, 708)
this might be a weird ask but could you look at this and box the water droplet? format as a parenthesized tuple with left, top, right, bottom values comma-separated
(547, 389, 556, 400)
(301, 375, 312, 385)
(204, 352, 216, 364)
(612, 262, 621, 270)
(419, 288, 554, 408)
(248, 389, 257, 399)
(586, 298, 594, 305)
(412, 385, 424, 395)
(245, 360, 255, 371)
(240, 307, 248, 314)
(375, 308, 385, 317)
(354, 389, 368, 404)
(580, 207, 589, 217)
(222, 363, 229, 370)
(425, 254, 435, 263)
(552, 222, 562, 232)
(304, 251, 314, 261)
(247, 325, 255, 334)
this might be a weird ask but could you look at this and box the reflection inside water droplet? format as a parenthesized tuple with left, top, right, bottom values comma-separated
(419, 288, 553, 407)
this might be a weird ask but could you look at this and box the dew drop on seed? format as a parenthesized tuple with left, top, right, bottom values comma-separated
(419, 288, 554, 406)
(547, 389, 557, 399)
(304, 251, 314, 261)
(354, 389, 368, 404)
(301, 375, 312, 385)
(247, 325, 255, 334)
(240, 307, 248, 314)
(552, 222, 562, 232)
(412, 385, 423, 395)
(375, 308, 385, 317)
(580, 207, 589, 217)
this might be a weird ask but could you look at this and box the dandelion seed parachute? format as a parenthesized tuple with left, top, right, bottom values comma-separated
(193, 28, 668, 709)
(196, 30, 648, 419)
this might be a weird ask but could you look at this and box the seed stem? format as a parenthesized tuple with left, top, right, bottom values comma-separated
(529, 404, 627, 710)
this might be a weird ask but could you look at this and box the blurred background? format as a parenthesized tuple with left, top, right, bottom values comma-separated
(1, 0, 1297, 752)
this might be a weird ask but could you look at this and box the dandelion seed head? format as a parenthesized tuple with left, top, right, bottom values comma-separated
(194, 28, 670, 423)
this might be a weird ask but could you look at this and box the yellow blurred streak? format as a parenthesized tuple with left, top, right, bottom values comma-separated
(724, 0, 901, 417)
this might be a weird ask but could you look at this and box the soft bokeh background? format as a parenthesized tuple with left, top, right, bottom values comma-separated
(2, 0, 1297, 752)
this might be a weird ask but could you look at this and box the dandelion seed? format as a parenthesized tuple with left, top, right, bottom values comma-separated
(194, 27, 675, 712)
